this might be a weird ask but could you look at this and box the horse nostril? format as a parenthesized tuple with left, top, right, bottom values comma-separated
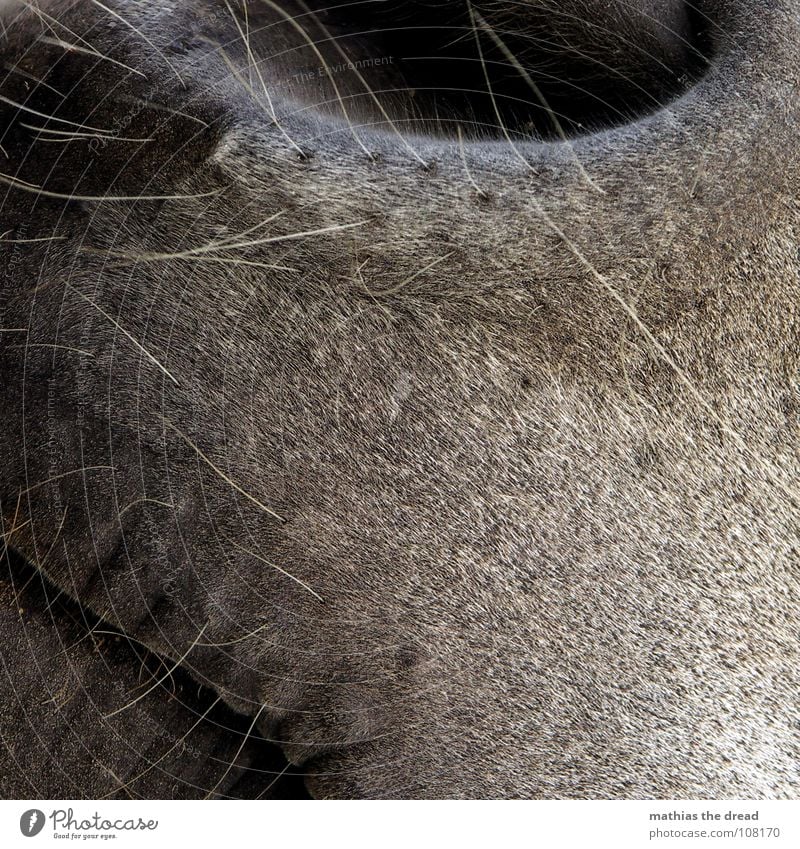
(300, 0, 712, 137)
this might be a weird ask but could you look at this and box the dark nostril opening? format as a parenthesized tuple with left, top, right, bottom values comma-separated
(303, 0, 714, 138)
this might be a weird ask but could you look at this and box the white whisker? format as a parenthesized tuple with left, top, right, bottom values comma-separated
(39, 35, 147, 78)
(66, 285, 180, 385)
(103, 623, 209, 719)
(161, 419, 285, 523)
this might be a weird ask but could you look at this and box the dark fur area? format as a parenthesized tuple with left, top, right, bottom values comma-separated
(0, 550, 308, 798)
(1, 0, 799, 798)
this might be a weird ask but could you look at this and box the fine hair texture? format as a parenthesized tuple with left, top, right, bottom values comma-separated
(0, 0, 799, 799)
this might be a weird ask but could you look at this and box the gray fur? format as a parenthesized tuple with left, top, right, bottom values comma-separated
(0, 0, 798, 798)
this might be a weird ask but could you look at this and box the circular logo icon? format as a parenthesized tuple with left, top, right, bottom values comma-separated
(19, 810, 45, 837)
